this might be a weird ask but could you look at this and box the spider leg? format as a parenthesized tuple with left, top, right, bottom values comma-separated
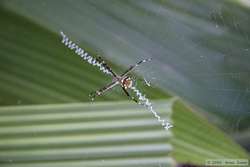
(121, 58, 152, 77)
(122, 86, 138, 103)
(89, 79, 119, 99)
(97, 56, 118, 77)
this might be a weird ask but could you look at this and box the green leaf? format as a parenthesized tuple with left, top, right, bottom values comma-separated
(0, 100, 248, 166)
(0, 2, 249, 167)
(0, 101, 174, 167)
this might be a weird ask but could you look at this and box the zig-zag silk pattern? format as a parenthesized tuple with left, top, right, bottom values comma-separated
(60, 31, 112, 75)
(131, 86, 173, 130)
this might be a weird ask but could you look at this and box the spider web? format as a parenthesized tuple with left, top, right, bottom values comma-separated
(2, 0, 250, 150)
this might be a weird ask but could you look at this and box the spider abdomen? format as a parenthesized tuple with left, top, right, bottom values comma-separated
(122, 77, 133, 89)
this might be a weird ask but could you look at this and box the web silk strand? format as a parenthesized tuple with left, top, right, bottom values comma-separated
(130, 86, 173, 130)
(60, 31, 112, 75)
(60, 31, 173, 130)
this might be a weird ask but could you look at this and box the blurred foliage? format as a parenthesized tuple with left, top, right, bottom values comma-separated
(0, 7, 169, 106)
(0, 1, 249, 167)
(2, 0, 250, 119)
(0, 101, 174, 167)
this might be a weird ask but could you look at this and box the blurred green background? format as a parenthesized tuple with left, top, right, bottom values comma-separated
(0, 0, 249, 166)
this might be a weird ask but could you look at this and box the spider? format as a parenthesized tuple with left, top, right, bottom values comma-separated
(90, 57, 152, 103)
